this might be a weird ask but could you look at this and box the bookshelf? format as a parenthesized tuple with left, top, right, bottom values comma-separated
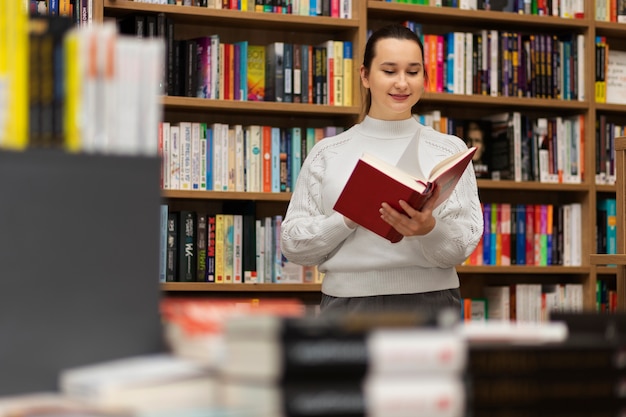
(95, 0, 626, 311)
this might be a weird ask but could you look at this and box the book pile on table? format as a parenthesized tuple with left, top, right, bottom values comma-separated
(466, 313, 626, 417)
(216, 309, 467, 417)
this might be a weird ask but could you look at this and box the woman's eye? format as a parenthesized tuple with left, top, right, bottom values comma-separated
(408, 71, 419, 76)
(383, 70, 394, 75)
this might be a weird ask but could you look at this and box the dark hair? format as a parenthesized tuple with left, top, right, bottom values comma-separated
(361, 24, 427, 117)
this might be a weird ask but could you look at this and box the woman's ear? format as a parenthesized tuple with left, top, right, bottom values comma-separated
(360, 65, 369, 88)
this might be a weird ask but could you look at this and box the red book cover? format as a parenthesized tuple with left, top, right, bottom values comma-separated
(333, 147, 476, 243)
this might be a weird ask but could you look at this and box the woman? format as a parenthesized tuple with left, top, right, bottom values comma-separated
(280, 24, 483, 317)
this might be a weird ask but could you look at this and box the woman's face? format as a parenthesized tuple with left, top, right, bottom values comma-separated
(360, 38, 425, 121)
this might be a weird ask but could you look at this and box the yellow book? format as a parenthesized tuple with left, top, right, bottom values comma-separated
(595, 36, 607, 103)
(247, 45, 265, 101)
(343, 41, 353, 107)
(0, 1, 28, 149)
(63, 29, 81, 152)
(223, 214, 234, 284)
(215, 214, 225, 284)
(333, 40, 343, 106)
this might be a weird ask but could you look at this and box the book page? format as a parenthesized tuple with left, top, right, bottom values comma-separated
(361, 153, 428, 192)
(395, 132, 426, 180)
(428, 147, 477, 181)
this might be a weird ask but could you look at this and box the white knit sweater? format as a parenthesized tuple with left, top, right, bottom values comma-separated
(281, 116, 484, 297)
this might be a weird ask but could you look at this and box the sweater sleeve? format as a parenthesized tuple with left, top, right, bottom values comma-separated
(407, 137, 484, 268)
(281, 150, 355, 266)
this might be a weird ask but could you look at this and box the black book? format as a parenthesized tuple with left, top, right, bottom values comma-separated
(196, 213, 207, 282)
(28, 15, 74, 149)
(117, 13, 146, 37)
(166, 211, 178, 282)
(177, 211, 197, 282)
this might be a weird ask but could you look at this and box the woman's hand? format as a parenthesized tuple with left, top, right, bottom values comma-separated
(379, 186, 439, 237)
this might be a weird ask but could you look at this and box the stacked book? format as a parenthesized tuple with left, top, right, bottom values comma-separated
(216, 311, 467, 417)
(466, 314, 626, 417)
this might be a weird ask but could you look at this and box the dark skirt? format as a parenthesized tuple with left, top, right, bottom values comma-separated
(320, 288, 462, 319)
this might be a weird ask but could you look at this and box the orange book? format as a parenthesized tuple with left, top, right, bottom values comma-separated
(334, 143, 476, 243)
(261, 125, 272, 192)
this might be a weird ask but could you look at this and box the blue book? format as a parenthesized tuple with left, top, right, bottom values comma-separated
(605, 198, 617, 255)
(482, 204, 491, 265)
(205, 125, 213, 190)
(516, 204, 526, 265)
(237, 41, 248, 101)
(271, 127, 281, 192)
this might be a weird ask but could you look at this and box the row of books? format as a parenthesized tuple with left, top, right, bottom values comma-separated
(125, 13, 354, 105)
(29, 0, 93, 26)
(2, 17, 163, 153)
(386, 0, 586, 18)
(415, 27, 585, 100)
(160, 207, 322, 284)
(463, 203, 583, 267)
(595, 36, 626, 105)
(595, 116, 624, 185)
(158, 121, 344, 192)
(419, 110, 584, 184)
(130, 0, 353, 18)
(481, 283, 584, 322)
(595, 0, 626, 22)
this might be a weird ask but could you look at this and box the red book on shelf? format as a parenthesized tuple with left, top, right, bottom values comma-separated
(333, 147, 476, 243)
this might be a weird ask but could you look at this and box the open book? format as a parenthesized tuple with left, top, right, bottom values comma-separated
(333, 146, 476, 243)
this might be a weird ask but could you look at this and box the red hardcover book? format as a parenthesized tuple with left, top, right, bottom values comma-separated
(333, 146, 476, 243)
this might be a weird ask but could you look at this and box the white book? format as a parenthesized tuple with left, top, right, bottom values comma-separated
(453, 32, 465, 95)
(211, 123, 223, 191)
(234, 124, 245, 192)
(191, 122, 201, 190)
(489, 30, 499, 97)
(246, 125, 262, 192)
(569, 202, 582, 266)
(137, 38, 163, 156)
(366, 375, 465, 417)
(340, 0, 351, 18)
(607, 49, 626, 104)
(114, 35, 144, 154)
(577, 33, 585, 101)
(60, 354, 216, 413)
(199, 123, 207, 190)
(464, 32, 473, 95)
(564, 283, 584, 311)
(221, 123, 230, 190)
(209, 34, 220, 99)
(225, 126, 237, 191)
(562, 204, 572, 266)
(169, 124, 180, 190)
(178, 121, 192, 190)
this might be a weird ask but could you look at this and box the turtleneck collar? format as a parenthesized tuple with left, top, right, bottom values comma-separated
(356, 115, 420, 139)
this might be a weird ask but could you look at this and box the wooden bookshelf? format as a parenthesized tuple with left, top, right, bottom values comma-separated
(95, 0, 626, 311)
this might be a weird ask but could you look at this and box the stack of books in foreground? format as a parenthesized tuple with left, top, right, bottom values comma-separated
(216, 310, 467, 417)
(2, 308, 626, 417)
